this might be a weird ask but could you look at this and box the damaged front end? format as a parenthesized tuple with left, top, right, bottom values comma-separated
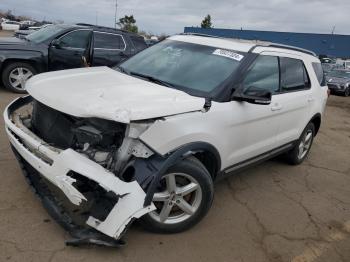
(4, 96, 160, 247)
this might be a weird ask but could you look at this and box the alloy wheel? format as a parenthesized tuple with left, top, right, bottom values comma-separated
(297, 129, 313, 160)
(9, 67, 33, 91)
(149, 173, 203, 224)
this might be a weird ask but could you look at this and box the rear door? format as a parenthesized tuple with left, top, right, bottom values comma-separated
(91, 31, 130, 67)
(49, 29, 92, 70)
(263, 52, 313, 146)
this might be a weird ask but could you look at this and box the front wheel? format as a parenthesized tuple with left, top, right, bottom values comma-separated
(141, 157, 214, 234)
(344, 87, 350, 97)
(285, 122, 315, 165)
(2, 62, 36, 93)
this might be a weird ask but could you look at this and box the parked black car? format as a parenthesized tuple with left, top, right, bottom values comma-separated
(0, 24, 147, 93)
(326, 69, 350, 97)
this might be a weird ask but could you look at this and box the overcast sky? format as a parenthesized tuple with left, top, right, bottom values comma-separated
(1, 0, 350, 35)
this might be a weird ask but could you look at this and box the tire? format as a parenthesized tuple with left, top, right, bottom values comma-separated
(285, 122, 315, 165)
(2, 62, 37, 93)
(344, 87, 350, 97)
(140, 157, 214, 234)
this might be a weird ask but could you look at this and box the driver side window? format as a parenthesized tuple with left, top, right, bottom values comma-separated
(243, 55, 280, 94)
(58, 30, 91, 49)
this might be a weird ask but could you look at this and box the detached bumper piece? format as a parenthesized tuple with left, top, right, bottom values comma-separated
(4, 97, 156, 247)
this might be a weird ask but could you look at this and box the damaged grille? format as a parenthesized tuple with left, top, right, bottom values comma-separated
(29, 99, 127, 170)
(31, 100, 126, 150)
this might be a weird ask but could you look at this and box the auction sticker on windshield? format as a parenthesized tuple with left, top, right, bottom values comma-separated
(212, 49, 244, 61)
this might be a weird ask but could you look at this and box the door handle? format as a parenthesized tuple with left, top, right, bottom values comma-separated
(271, 103, 283, 111)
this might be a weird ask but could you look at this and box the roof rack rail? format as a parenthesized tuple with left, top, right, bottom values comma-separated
(75, 23, 128, 33)
(180, 32, 222, 39)
(266, 43, 316, 56)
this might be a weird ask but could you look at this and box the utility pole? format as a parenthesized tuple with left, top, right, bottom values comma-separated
(331, 25, 336, 34)
(114, 0, 118, 28)
(95, 11, 98, 25)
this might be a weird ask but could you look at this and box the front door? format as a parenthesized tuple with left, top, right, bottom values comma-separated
(223, 54, 282, 167)
(49, 29, 92, 71)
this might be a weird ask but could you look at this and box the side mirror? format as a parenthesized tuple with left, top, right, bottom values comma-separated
(50, 39, 61, 48)
(232, 86, 272, 105)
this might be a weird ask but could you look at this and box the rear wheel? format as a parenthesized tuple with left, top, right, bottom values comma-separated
(141, 157, 214, 233)
(2, 62, 36, 93)
(285, 122, 315, 165)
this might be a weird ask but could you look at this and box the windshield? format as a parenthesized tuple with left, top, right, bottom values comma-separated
(119, 39, 245, 96)
(328, 70, 350, 78)
(26, 25, 63, 43)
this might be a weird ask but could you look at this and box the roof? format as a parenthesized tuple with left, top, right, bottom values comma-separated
(169, 34, 316, 57)
(169, 35, 261, 53)
(184, 27, 350, 58)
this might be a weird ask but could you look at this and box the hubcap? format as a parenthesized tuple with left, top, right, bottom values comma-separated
(9, 67, 33, 90)
(297, 129, 313, 160)
(149, 173, 202, 224)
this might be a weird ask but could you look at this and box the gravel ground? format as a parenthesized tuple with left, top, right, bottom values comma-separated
(0, 36, 349, 261)
(0, 30, 14, 37)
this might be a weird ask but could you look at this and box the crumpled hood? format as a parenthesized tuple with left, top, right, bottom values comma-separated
(26, 67, 205, 123)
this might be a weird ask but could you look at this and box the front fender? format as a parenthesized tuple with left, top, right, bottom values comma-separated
(131, 142, 221, 206)
(0, 50, 47, 73)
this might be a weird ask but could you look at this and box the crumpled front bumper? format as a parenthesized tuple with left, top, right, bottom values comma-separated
(4, 96, 156, 243)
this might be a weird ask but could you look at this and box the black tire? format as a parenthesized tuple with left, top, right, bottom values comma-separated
(344, 87, 350, 97)
(285, 122, 315, 165)
(140, 157, 214, 234)
(2, 62, 37, 93)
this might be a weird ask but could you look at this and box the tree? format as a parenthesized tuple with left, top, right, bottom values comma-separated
(201, 14, 212, 29)
(5, 10, 15, 21)
(118, 15, 138, 33)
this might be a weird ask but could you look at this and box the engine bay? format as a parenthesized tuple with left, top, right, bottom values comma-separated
(30, 100, 127, 170)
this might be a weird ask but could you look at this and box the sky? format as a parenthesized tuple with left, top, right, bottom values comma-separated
(1, 0, 350, 35)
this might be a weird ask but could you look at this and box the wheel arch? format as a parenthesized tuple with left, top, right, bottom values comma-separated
(1, 58, 41, 74)
(133, 142, 221, 206)
(310, 113, 321, 136)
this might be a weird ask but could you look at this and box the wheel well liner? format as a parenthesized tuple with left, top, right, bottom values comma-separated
(310, 113, 321, 135)
(131, 142, 221, 206)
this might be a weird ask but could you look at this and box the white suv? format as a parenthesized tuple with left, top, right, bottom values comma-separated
(4, 34, 328, 246)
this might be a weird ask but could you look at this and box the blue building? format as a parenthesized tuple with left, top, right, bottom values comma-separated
(184, 27, 350, 58)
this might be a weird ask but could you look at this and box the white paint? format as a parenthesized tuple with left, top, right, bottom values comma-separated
(25, 66, 205, 123)
(140, 46, 328, 170)
(4, 101, 156, 239)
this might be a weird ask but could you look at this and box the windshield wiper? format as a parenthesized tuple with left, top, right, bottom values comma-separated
(129, 71, 176, 88)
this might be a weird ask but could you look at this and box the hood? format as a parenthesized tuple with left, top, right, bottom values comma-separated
(26, 67, 205, 123)
(0, 37, 45, 51)
(0, 37, 26, 45)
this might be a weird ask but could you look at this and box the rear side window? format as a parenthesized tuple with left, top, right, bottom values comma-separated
(129, 36, 147, 52)
(312, 62, 326, 86)
(280, 57, 310, 92)
(243, 55, 280, 94)
(94, 32, 125, 50)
